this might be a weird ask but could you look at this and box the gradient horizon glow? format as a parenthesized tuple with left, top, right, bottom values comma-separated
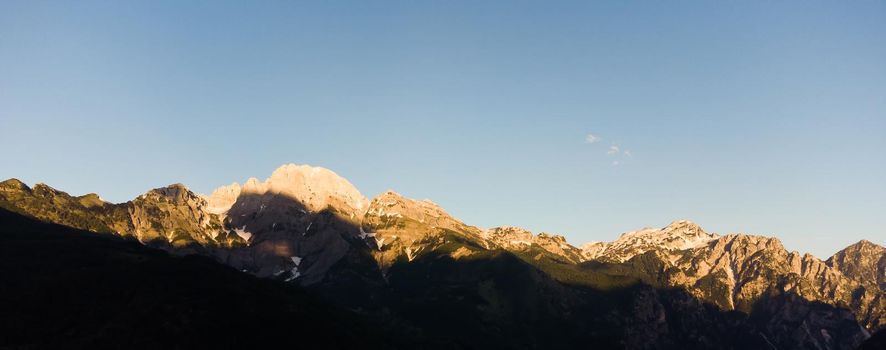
(2, 1, 884, 258)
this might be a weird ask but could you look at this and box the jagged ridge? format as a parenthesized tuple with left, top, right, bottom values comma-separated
(1, 164, 884, 348)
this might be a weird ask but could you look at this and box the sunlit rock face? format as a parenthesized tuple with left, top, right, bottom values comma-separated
(128, 183, 225, 247)
(361, 190, 486, 271)
(828, 240, 886, 291)
(0, 179, 232, 248)
(579, 220, 886, 331)
(827, 240, 886, 330)
(484, 226, 585, 263)
(358, 191, 591, 272)
(204, 182, 240, 214)
(581, 220, 718, 263)
(207, 164, 367, 217)
(202, 164, 370, 284)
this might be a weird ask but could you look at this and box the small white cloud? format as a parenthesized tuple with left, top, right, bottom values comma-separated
(586, 135, 633, 165)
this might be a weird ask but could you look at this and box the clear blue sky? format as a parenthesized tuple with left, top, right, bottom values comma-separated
(2, 1, 884, 258)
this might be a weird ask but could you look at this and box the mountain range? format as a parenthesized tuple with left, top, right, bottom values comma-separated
(1, 163, 884, 349)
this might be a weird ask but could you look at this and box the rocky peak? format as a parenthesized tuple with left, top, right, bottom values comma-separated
(370, 190, 406, 204)
(138, 183, 202, 205)
(484, 226, 533, 246)
(151, 182, 187, 194)
(0, 178, 29, 191)
(718, 233, 786, 253)
(486, 226, 585, 263)
(32, 183, 63, 197)
(583, 220, 718, 262)
(628, 220, 710, 241)
(363, 190, 486, 269)
(76, 193, 107, 208)
(828, 240, 886, 290)
(267, 164, 367, 213)
(126, 184, 223, 246)
(192, 165, 371, 285)
(367, 191, 450, 218)
(485, 226, 570, 247)
(205, 164, 367, 216)
(537, 232, 568, 242)
(838, 240, 885, 255)
(662, 219, 704, 234)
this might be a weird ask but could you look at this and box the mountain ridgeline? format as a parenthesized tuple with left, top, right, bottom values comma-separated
(1, 164, 884, 349)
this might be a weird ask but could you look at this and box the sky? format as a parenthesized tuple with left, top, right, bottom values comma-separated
(1, 1, 884, 258)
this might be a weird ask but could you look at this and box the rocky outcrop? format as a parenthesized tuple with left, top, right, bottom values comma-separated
(827, 240, 886, 332)
(203, 182, 240, 214)
(580, 220, 886, 332)
(581, 220, 718, 263)
(207, 164, 367, 217)
(127, 184, 227, 247)
(485, 226, 585, 263)
(201, 164, 370, 284)
(828, 240, 886, 291)
(362, 191, 486, 271)
(360, 191, 591, 271)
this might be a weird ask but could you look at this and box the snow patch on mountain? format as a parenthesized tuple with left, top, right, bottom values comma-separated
(232, 226, 252, 242)
(285, 256, 302, 282)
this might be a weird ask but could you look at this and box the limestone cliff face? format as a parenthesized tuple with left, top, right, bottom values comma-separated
(581, 220, 718, 263)
(207, 164, 367, 217)
(828, 240, 886, 291)
(201, 164, 369, 284)
(580, 221, 886, 331)
(362, 191, 486, 271)
(127, 184, 226, 247)
(828, 240, 886, 331)
(203, 182, 240, 214)
(484, 226, 585, 264)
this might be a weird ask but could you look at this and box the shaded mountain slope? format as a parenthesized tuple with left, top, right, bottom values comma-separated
(0, 208, 398, 349)
(378, 243, 772, 349)
(858, 329, 886, 350)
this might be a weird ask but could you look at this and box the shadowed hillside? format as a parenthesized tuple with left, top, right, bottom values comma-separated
(0, 208, 402, 349)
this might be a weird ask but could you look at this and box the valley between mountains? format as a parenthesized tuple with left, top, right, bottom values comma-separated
(1, 163, 884, 349)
